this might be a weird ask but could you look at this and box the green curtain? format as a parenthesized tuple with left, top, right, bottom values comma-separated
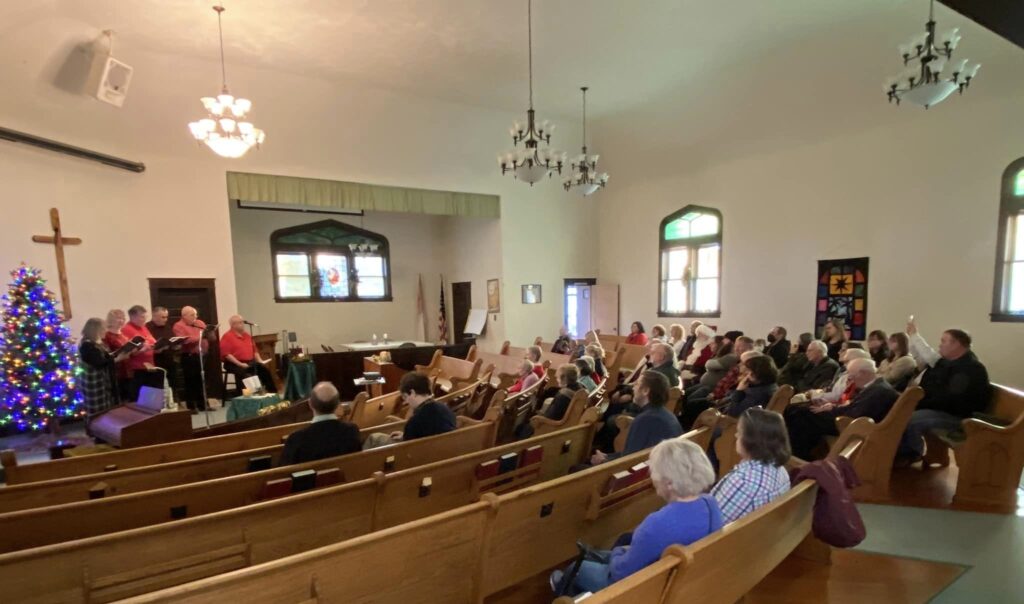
(226, 171, 500, 218)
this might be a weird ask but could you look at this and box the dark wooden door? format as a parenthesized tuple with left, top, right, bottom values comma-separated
(148, 278, 222, 397)
(451, 282, 473, 344)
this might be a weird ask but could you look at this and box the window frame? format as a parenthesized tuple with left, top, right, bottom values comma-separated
(657, 205, 723, 318)
(270, 219, 393, 303)
(991, 158, 1024, 322)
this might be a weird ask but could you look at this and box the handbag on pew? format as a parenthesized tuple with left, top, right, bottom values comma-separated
(552, 541, 611, 597)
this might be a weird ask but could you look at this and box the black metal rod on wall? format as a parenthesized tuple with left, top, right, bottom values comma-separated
(0, 126, 146, 173)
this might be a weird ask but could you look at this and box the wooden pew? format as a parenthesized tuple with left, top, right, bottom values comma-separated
(0, 392, 394, 487)
(0, 419, 499, 554)
(190, 398, 312, 438)
(0, 418, 408, 514)
(467, 346, 524, 390)
(596, 332, 627, 352)
(533, 337, 574, 367)
(713, 385, 794, 477)
(497, 374, 549, 444)
(0, 420, 596, 604)
(923, 383, 1024, 512)
(615, 343, 648, 375)
(612, 387, 683, 453)
(344, 391, 402, 427)
(831, 386, 923, 502)
(114, 416, 719, 604)
(554, 420, 872, 604)
(415, 349, 483, 393)
(500, 340, 531, 360)
(531, 389, 590, 436)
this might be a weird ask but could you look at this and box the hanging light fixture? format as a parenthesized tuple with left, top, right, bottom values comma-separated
(884, 0, 979, 109)
(498, 0, 564, 184)
(564, 87, 609, 196)
(188, 5, 265, 158)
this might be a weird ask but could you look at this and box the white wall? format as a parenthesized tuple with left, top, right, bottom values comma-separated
(596, 90, 1024, 386)
(0, 15, 596, 352)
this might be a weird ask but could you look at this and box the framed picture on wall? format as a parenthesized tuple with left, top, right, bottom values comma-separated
(522, 284, 541, 304)
(487, 279, 501, 313)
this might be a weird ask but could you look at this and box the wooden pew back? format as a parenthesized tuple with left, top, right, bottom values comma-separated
(0, 421, 498, 554)
(596, 333, 627, 352)
(118, 421, 717, 604)
(468, 347, 524, 390)
(0, 418, 313, 486)
(415, 349, 482, 391)
(0, 420, 402, 514)
(347, 391, 402, 427)
(616, 343, 648, 372)
(0, 422, 596, 604)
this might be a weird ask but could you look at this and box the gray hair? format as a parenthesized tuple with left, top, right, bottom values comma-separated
(807, 340, 828, 356)
(649, 437, 716, 498)
(654, 342, 675, 359)
(842, 348, 871, 363)
(575, 355, 595, 376)
(584, 343, 604, 358)
(739, 350, 763, 362)
(846, 357, 877, 377)
(527, 345, 543, 362)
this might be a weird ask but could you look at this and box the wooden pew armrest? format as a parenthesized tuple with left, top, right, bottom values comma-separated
(962, 415, 1023, 436)
(530, 414, 562, 429)
(614, 415, 634, 431)
(835, 416, 854, 432)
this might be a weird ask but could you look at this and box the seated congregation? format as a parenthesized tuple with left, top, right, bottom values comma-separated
(1, 315, 1018, 603)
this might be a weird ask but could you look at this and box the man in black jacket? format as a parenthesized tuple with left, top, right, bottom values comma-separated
(898, 327, 990, 461)
(764, 326, 791, 371)
(397, 372, 457, 441)
(793, 341, 840, 393)
(785, 358, 898, 460)
(279, 382, 361, 466)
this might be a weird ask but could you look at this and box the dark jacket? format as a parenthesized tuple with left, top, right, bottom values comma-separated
(778, 353, 809, 387)
(825, 340, 843, 362)
(544, 384, 584, 421)
(723, 382, 779, 417)
(796, 358, 840, 393)
(917, 351, 990, 418)
(764, 339, 791, 370)
(279, 418, 361, 466)
(608, 405, 683, 459)
(403, 400, 458, 441)
(651, 361, 681, 388)
(790, 456, 865, 548)
(699, 353, 738, 389)
(831, 378, 898, 422)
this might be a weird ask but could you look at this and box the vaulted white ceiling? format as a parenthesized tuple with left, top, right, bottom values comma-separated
(3, 0, 1022, 162)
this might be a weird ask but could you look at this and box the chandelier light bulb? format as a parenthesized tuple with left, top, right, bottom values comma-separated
(188, 5, 266, 158)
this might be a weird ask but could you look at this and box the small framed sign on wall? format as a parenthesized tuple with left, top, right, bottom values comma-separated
(522, 284, 541, 304)
(487, 279, 501, 313)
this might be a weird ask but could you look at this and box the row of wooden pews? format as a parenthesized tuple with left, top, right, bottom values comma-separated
(0, 412, 603, 603)
(114, 413, 724, 603)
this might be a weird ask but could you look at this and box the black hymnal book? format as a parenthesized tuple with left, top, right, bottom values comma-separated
(114, 336, 146, 356)
(154, 336, 188, 352)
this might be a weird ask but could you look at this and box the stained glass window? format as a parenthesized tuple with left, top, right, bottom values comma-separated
(659, 206, 722, 317)
(993, 163, 1024, 321)
(270, 219, 391, 302)
(815, 258, 869, 341)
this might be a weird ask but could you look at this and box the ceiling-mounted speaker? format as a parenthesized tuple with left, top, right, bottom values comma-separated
(87, 30, 133, 108)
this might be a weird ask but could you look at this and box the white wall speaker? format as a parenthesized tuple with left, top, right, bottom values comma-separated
(92, 55, 133, 107)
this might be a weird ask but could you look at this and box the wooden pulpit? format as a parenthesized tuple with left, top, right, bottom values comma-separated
(254, 333, 284, 392)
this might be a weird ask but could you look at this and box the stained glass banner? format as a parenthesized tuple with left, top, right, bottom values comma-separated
(815, 257, 869, 341)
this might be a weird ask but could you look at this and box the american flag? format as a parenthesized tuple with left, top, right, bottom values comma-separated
(438, 275, 449, 344)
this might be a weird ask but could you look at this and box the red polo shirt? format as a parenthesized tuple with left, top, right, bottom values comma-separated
(220, 329, 255, 363)
(173, 319, 208, 354)
(121, 322, 156, 375)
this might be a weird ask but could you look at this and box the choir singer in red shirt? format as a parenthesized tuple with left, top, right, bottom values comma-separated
(220, 315, 278, 394)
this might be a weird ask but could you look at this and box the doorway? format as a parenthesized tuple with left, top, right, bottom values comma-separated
(564, 278, 597, 339)
(451, 281, 473, 344)
(148, 278, 222, 397)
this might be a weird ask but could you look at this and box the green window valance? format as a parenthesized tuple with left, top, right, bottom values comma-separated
(226, 171, 500, 218)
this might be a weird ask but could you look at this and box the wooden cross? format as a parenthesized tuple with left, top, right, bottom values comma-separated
(31, 208, 81, 320)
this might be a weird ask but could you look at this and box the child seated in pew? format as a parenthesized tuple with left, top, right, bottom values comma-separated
(551, 437, 723, 596)
(710, 408, 791, 523)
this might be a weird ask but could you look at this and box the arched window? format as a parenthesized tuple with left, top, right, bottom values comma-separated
(270, 219, 392, 302)
(658, 205, 722, 317)
(992, 159, 1024, 321)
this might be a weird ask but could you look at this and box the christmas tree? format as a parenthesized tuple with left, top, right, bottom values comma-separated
(0, 265, 84, 432)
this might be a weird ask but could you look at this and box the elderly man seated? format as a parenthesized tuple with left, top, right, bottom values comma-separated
(790, 347, 871, 405)
(784, 358, 899, 460)
(220, 315, 278, 393)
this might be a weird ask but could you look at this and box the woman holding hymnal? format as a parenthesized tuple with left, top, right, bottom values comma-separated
(80, 317, 131, 420)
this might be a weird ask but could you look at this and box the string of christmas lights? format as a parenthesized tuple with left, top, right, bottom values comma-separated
(0, 265, 84, 432)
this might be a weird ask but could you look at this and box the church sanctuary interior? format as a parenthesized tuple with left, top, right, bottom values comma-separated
(1, 0, 1023, 602)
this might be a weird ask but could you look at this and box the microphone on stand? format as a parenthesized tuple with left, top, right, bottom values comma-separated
(243, 320, 258, 327)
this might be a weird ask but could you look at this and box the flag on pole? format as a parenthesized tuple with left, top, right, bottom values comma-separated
(438, 275, 449, 344)
(415, 274, 429, 342)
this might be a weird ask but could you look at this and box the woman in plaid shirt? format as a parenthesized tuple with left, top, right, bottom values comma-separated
(711, 407, 791, 523)
(79, 318, 128, 421)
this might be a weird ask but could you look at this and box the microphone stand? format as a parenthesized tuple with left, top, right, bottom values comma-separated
(246, 322, 263, 394)
(197, 323, 215, 429)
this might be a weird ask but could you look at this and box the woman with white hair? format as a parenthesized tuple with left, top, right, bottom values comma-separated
(681, 324, 716, 382)
(507, 359, 540, 394)
(551, 437, 723, 595)
(101, 308, 132, 401)
(584, 343, 606, 381)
